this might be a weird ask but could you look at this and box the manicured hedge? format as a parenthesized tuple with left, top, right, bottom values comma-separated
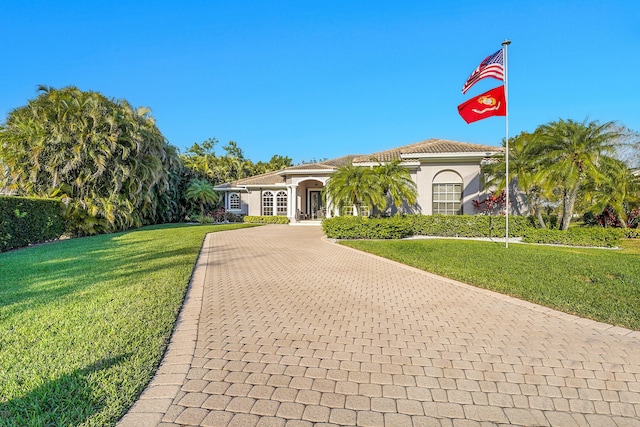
(0, 196, 65, 252)
(322, 216, 414, 239)
(322, 214, 633, 247)
(411, 214, 532, 238)
(521, 227, 624, 248)
(243, 215, 290, 224)
(323, 214, 532, 240)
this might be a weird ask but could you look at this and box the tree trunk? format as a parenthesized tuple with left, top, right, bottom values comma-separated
(535, 205, 547, 229)
(560, 185, 580, 231)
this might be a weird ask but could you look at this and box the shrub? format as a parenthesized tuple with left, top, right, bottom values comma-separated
(323, 214, 535, 240)
(323, 216, 414, 239)
(0, 196, 65, 252)
(539, 215, 559, 229)
(243, 215, 289, 224)
(322, 214, 631, 247)
(521, 227, 624, 247)
(583, 211, 598, 226)
(225, 212, 244, 223)
(191, 214, 215, 224)
(210, 207, 227, 223)
(412, 214, 532, 238)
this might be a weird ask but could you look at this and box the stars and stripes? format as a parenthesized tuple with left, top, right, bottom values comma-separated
(461, 49, 504, 94)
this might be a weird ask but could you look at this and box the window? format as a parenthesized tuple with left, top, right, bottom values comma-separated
(432, 183, 462, 215)
(276, 191, 287, 216)
(229, 192, 240, 211)
(262, 191, 274, 216)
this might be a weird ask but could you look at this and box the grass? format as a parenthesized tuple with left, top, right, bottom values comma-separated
(0, 223, 255, 427)
(341, 238, 640, 331)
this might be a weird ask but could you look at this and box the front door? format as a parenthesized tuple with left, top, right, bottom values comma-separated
(309, 190, 324, 219)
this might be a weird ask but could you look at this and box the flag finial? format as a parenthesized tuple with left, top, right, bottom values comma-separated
(502, 39, 511, 46)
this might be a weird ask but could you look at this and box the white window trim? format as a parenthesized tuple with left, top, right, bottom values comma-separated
(228, 192, 241, 211)
(432, 183, 463, 215)
(262, 191, 274, 216)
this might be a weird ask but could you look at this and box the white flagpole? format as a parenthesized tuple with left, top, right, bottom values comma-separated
(502, 39, 511, 248)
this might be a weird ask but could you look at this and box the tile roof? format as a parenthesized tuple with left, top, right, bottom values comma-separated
(284, 155, 362, 171)
(352, 138, 501, 163)
(215, 140, 501, 187)
(215, 170, 285, 188)
(214, 156, 362, 188)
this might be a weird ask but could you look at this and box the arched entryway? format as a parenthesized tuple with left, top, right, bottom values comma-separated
(293, 179, 326, 221)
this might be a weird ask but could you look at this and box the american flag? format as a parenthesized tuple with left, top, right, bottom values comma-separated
(461, 49, 504, 94)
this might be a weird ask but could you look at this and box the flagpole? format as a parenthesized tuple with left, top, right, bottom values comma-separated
(502, 39, 511, 248)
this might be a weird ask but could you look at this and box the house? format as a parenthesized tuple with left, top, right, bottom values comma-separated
(214, 138, 501, 222)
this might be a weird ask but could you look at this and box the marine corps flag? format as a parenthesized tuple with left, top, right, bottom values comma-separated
(457, 85, 506, 124)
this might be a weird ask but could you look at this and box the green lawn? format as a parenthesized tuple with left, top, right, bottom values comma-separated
(341, 238, 640, 331)
(0, 223, 255, 427)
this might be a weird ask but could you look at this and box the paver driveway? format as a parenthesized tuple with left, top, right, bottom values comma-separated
(120, 225, 640, 427)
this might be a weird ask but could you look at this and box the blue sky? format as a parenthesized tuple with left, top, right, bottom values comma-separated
(2, 1, 638, 163)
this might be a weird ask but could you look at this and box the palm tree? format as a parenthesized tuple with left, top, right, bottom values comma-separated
(482, 132, 550, 227)
(537, 118, 620, 230)
(325, 165, 385, 216)
(582, 157, 640, 228)
(0, 86, 180, 235)
(184, 178, 219, 217)
(373, 159, 417, 214)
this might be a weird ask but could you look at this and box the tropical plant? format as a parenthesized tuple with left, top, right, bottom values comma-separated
(180, 138, 293, 188)
(536, 118, 621, 230)
(482, 132, 551, 227)
(325, 165, 385, 216)
(184, 178, 219, 217)
(374, 159, 418, 213)
(581, 157, 640, 228)
(611, 124, 640, 169)
(0, 86, 182, 235)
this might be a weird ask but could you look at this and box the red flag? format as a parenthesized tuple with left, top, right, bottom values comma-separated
(457, 85, 506, 124)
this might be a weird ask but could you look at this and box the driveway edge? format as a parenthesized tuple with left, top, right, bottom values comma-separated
(117, 233, 213, 427)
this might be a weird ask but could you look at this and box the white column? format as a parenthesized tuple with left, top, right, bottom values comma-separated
(287, 185, 298, 221)
(323, 180, 333, 218)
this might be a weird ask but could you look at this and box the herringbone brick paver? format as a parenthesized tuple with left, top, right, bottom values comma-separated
(119, 225, 640, 426)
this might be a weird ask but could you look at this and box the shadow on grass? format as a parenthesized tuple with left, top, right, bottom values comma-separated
(0, 228, 204, 314)
(0, 223, 257, 315)
(0, 354, 130, 427)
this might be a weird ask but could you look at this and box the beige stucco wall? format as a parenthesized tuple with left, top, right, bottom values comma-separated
(221, 159, 488, 219)
(413, 161, 483, 215)
(246, 191, 262, 216)
(223, 191, 249, 215)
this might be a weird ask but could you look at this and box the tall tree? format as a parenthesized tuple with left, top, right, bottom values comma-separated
(537, 118, 620, 230)
(611, 125, 640, 169)
(482, 132, 550, 227)
(581, 156, 640, 228)
(181, 139, 293, 185)
(325, 165, 384, 216)
(373, 159, 417, 213)
(0, 86, 180, 235)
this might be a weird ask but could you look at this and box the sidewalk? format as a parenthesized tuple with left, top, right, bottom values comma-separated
(119, 225, 640, 426)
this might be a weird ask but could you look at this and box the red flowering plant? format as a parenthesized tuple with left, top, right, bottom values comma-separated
(472, 191, 506, 215)
(210, 207, 227, 223)
(596, 206, 640, 228)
